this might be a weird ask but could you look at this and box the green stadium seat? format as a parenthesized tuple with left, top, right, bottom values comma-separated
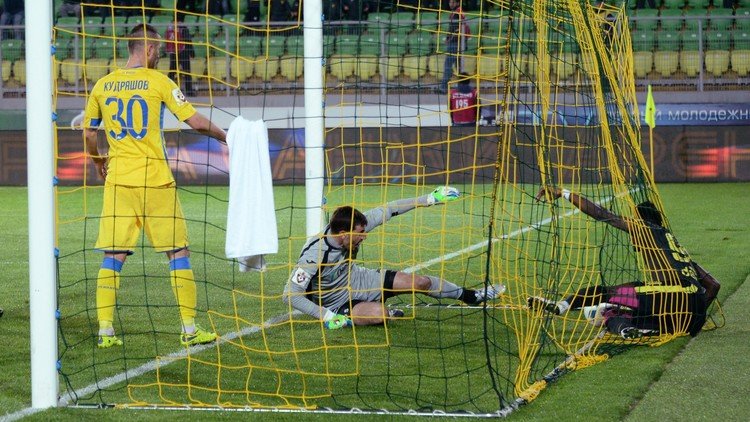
(255, 57, 279, 81)
(705, 50, 730, 76)
(465, 35, 479, 55)
(633, 51, 653, 77)
(212, 34, 231, 57)
(389, 12, 415, 34)
(733, 31, 750, 50)
(221, 14, 241, 38)
(279, 55, 303, 81)
(407, 32, 432, 56)
(680, 31, 701, 51)
(354, 54, 379, 80)
(402, 55, 427, 81)
(662, 0, 685, 9)
(323, 35, 335, 58)
(416, 11, 439, 31)
(636, 9, 659, 32)
(686, 0, 710, 8)
(465, 16, 483, 37)
(266, 35, 286, 57)
(1, 60, 11, 83)
(366, 13, 390, 33)
(659, 9, 682, 32)
(285, 36, 303, 56)
(1, 39, 24, 62)
(81, 16, 103, 36)
(708, 13, 733, 31)
(631, 30, 656, 52)
(53, 39, 71, 60)
(149, 15, 175, 31)
(481, 33, 507, 55)
(705, 31, 730, 50)
(94, 38, 116, 60)
(679, 50, 702, 76)
(358, 33, 381, 56)
(329, 54, 356, 80)
(186, 15, 205, 35)
(337, 34, 359, 55)
(658, 30, 681, 52)
(114, 41, 129, 61)
(206, 16, 223, 39)
(684, 9, 708, 31)
(485, 16, 509, 36)
(102, 16, 128, 37)
(737, 11, 750, 32)
(654, 51, 679, 76)
(55, 17, 79, 42)
(236, 36, 262, 57)
(386, 32, 408, 56)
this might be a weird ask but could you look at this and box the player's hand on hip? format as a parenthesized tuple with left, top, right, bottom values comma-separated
(324, 314, 352, 330)
(429, 186, 460, 205)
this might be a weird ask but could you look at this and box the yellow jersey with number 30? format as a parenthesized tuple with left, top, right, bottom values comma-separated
(84, 67, 197, 186)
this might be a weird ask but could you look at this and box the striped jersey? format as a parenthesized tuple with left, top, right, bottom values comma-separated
(83, 67, 197, 186)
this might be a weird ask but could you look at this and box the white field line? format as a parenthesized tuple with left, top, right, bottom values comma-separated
(2, 193, 621, 420)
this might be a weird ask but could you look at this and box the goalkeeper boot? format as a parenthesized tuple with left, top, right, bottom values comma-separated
(464, 283, 506, 305)
(388, 308, 405, 318)
(180, 325, 218, 347)
(620, 326, 643, 340)
(97, 334, 123, 349)
(527, 296, 562, 315)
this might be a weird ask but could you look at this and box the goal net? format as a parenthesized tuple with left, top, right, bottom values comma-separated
(51, 0, 686, 416)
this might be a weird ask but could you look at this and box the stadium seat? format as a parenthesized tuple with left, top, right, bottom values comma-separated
(683, 9, 708, 31)
(402, 55, 428, 81)
(55, 17, 79, 42)
(230, 57, 254, 81)
(383, 56, 402, 80)
(407, 32, 432, 56)
(114, 41, 129, 62)
(354, 55, 379, 81)
(279, 55, 303, 81)
(149, 14, 175, 32)
(427, 54, 446, 80)
(386, 32, 408, 56)
(731, 50, 750, 75)
(658, 30, 681, 52)
(636, 9, 659, 32)
(679, 50, 702, 76)
(416, 11, 439, 31)
(477, 54, 503, 78)
(389, 12, 414, 34)
(111, 58, 127, 69)
(208, 57, 230, 81)
(708, 13, 733, 31)
(705, 50, 730, 76)
(1, 60, 11, 83)
(329, 54, 356, 80)
(736, 9, 750, 31)
(654, 51, 679, 76)
(53, 40, 71, 61)
(60, 59, 82, 85)
(366, 12, 389, 34)
(465, 16, 483, 38)
(705, 31, 730, 51)
(485, 16, 509, 36)
(285, 36, 303, 56)
(686, 0, 710, 8)
(190, 57, 207, 76)
(0, 40, 24, 62)
(337, 34, 359, 56)
(358, 33, 380, 56)
(255, 57, 280, 81)
(102, 16, 128, 37)
(460, 55, 477, 75)
(84, 58, 109, 83)
(323, 35, 335, 58)
(266, 35, 286, 57)
(659, 9, 683, 32)
(94, 38, 116, 60)
(237, 36, 262, 58)
(633, 51, 653, 77)
(81, 15, 103, 36)
(12, 59, 26, 85)
(631, 30, 655, 52)
(662, 0, 685, 9)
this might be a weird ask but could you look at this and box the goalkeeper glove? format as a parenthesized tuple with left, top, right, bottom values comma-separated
(429, 186, 460, 204)
(324, 314, 352, 330)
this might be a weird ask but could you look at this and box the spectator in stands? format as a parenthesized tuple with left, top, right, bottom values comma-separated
(1, 0, 24, 40)
(325, 1, 341, 22)
(244, 0, 261, 23)
(341, 0, 370, 21)
(58, 0, 82, 19)
(634, 0, 657, 9)
(207, 0, 229, 16)
(176, 0, 199, 14)
(439, 0, 468, 93)
(165, 18, 195, 96)
(116, 0, 161, 18)
(269, 0, 292, 22)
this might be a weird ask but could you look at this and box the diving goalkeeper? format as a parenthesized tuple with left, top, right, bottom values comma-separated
(282, 187, 505, 329)
(529, 186, 711, 339)
(84, 24, 227, 348)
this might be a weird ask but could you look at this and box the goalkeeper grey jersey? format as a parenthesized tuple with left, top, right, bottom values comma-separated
(283, 195, 430, 319)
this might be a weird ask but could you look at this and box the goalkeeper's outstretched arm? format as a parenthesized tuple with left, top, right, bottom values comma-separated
(364, 186, 461, 231)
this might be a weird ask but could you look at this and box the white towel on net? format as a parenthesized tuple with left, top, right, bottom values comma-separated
(225, 116, 278, 272)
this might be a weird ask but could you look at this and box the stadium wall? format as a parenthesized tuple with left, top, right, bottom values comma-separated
(2, 124, 750, 185)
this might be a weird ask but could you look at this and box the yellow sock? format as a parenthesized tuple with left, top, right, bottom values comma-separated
(97, 257, 122, 335)
(170, 257, 197, 332)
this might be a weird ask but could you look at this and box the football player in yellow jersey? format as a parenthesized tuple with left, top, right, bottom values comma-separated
(84, 24, 227, 348)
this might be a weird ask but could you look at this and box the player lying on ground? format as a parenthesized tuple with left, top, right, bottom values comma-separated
(84, 24, 227, 348)
(528, 186, 709, 339)
(282, 187, 505, 329)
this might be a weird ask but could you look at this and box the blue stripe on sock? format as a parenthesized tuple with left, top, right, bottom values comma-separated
(169, 257, 191, 271)
(101, 257, 123, 272)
